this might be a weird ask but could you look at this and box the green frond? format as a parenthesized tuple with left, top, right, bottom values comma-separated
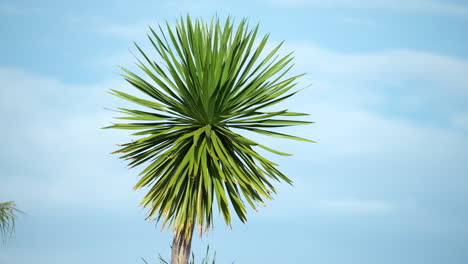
(0, 201, 23, 241)
(105, 15, 313, 238)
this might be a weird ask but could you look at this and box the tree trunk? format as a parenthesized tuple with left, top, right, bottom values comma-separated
(171, 227, 194, 264)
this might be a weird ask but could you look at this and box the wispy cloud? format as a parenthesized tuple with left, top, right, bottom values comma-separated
(317, 198, 396, 213)
(96, 21, 161, 40)
(267, 0, 468, 16)
(451, 112, 468, 131)
(286, 42, 468, 94)
(337, 15, 381, 27)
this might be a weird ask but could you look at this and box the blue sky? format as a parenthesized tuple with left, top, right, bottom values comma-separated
(1, 0, 468, 263)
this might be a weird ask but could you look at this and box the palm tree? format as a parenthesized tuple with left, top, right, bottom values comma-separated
(0, 201, 22, 241)
(105, 15, 313, 264)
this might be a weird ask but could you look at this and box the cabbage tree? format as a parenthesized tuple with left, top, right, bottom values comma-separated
(105, 16, 313, 264)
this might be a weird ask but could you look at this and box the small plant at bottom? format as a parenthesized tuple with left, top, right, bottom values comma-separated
(142, 246, 232, 264)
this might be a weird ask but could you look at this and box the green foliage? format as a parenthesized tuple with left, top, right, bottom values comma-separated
(142, 246, 229, 264)
(105, 15, 313, 238)
(0, 201, 23, 241)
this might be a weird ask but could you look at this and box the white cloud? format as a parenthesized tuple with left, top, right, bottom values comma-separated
(267, 0, 468, 16)
(285, 42, 468, 94)
(293, 102, 468, 161)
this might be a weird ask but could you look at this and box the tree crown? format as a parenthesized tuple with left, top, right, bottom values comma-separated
(104, 15, 313, 238)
